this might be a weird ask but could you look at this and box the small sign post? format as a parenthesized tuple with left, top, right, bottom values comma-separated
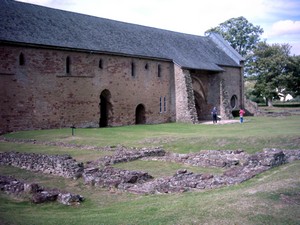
(71, 126, 76, 136)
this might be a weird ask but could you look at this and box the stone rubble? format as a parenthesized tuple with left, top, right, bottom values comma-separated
(83, 166, 153, 189)
(92, 147, 166, 167)
(82, 148, 300, 194)
(145, 150, 249, 168)
(126, 148, 298, 194)
(0, 151, 84, 179)
(0, 175, 84, 205)
(1, 145, 300, 196)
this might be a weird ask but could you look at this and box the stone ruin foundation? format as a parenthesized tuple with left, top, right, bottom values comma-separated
(1, 146, 300, 203)
(0, 175, 84, 205)
(83, 148, 300, 194)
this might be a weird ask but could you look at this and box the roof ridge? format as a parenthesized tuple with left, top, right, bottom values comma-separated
(0, 0, 240, 70)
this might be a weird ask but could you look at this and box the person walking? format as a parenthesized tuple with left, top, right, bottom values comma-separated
(239, 108, 246, 123)
(211, 107, 218, 124)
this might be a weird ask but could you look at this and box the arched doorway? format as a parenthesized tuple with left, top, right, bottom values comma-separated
(194, 91, 205, 121)
(99, 89, 112, 127)
(135, 104, 146, 124)
(192, 76, 208, 121)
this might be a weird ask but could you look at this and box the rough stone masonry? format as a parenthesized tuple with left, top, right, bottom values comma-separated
(1, 147, 300, 197)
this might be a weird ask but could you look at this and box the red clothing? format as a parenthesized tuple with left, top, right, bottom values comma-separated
(239, 109, 245, 117)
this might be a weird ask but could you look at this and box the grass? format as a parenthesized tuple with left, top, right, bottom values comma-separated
(1, 115, 300, 224)
(2, 116, 300, 153)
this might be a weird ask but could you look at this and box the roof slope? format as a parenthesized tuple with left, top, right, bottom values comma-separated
(0, 0, 240, 71)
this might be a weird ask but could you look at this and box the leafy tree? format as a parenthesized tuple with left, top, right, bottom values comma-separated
(205, 16, 263, 57)
(248, 42, 292, 106)
(285, 55, 300, 97)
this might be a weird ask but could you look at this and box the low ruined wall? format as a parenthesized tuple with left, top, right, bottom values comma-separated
(1, 147, 300, 195)
(92, 147, 166, 167)
(127, 148, 300, 194)
(0, 175, 84, 205)
(154, 150, 249, 168)
(82, 148, 300, 194)
(0, 151, 84, 179)
(83, 167, 153, 189)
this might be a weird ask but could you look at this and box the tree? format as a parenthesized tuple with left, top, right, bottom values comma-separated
(205, 16, 263, 57)
(285, 55, 300, 97)
(248, 42, 292, 106)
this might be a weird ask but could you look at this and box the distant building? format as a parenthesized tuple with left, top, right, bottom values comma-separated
(0, 0, 244, 134)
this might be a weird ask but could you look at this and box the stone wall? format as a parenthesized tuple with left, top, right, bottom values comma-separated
(91, 147, 166, 167)
(81, 148, 300, 194)
(0, 45, 176, 134)
(174, 66, 198, 123)
(244, 98, 260, 116)
(1, 147, 300, 195)
(128, 148, 300, 194)
(191, 66, 243, 121)
(0, 44, 244, 133)
(220, 79, 234, 119)
(0, 151, 84, 179)
(0, 175, 84, 205)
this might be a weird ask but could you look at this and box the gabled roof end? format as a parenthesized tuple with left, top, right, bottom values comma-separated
(208, 33, 245, 65)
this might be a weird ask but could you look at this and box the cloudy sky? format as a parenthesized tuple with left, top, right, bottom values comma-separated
(17, 0, 300, 55)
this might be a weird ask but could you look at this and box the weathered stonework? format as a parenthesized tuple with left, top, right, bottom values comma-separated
(191, 67, 243, 121)
(0, 175, 84, 205)
(90, 147, 166, 167)
(0, 1, 245, 134)
(0, 151, 84, 179)
(174, 67, 198, 123)
(220, 79, 234, 119)
(0, 46, 176, 133)
(1, 146, 300, 195)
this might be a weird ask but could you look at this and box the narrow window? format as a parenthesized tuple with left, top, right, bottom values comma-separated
(158, 64, 161, 77)
(99, 59, 103, 69)
(164, 96, 166, 112)
(145, 63, 148, 70)
(19, 53, 25, 66)
(131, 62, 135, 77)
(66, 56, 71, 74)
(159, 97, 162, 113)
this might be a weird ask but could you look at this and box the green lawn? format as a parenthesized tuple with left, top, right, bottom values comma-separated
(1, 115, 300, 224)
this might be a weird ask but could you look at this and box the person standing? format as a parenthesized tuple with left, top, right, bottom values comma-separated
(211, 107, 218, 124)
(239, 108, 246, 123)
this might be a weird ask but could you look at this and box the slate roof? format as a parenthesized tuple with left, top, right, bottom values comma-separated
(0, 0, 241, 71)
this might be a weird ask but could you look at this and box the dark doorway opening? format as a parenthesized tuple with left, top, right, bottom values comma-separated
(135, 104, 146, 124)
(194, 91, 205, 121)
(99, 89, 111, 127)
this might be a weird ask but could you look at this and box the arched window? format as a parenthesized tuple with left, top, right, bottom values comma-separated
(99, 59, 103, 69)
(230, 95, 238, 109)
(19, 53, 25, 66)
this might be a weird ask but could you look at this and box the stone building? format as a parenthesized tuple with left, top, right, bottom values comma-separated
(0, 0, 244, 134)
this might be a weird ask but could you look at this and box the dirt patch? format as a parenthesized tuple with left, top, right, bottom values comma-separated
(199, 120, 240, 125)
(280, 192, 300, 205)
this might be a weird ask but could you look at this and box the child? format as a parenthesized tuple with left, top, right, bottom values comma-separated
(239, 108, 246, 123)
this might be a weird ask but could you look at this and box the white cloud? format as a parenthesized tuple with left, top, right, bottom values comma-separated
(268, 20, 300, 36)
